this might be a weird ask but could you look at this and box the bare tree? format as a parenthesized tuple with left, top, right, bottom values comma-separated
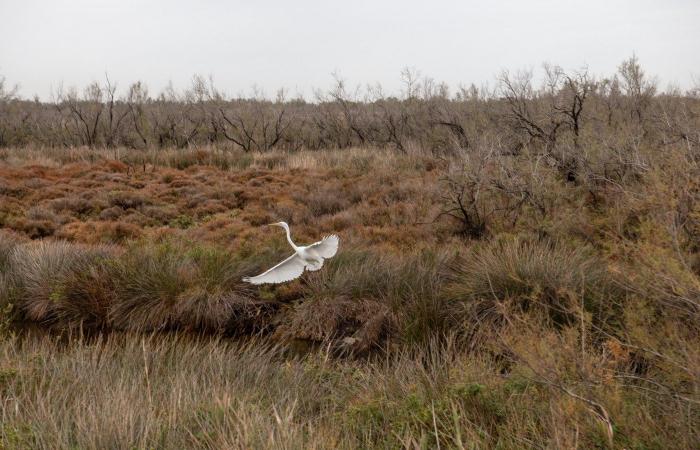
(546, 65, 595, 147)
(367, 83, 409, 152)
(438, 147, 495, 238)
(126, 81, 151, 148)
(0, 75, 19, 102)
(618, 55, 657, 125)
(0, 75, 20, 146)
(150, 82, 202, 148)
(598, 76, 623, 128)
(216, 88, 293, 152)
(56, 82, 105, 148)
(689, 75, 700, 98)
(400, 66, 421, 101)
(428, 101, 470, 151)
(103, 75, 129, 147)
(328, 73, 369, 146)
(499, 69, 565, 150)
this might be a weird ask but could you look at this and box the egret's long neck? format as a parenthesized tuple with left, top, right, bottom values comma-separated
(282, 223, 297, 249)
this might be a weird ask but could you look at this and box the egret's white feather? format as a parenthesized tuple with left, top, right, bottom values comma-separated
(308, 235, 339, 258)
(242, 253, 305, 285)
(305, 259, 324, 271)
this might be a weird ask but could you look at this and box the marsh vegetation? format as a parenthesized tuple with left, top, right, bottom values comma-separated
(0, 58, 698, 448)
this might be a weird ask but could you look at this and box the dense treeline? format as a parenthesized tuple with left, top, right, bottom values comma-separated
(1, 57, 698, 158)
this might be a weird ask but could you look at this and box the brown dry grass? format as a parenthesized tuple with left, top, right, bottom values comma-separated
(0, 148, 444, 250)
(0, 333, 695, 449)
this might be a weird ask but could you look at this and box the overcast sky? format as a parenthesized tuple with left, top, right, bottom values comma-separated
(1, 0, 699, 100)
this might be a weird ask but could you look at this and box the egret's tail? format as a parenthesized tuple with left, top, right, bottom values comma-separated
(305, 259, 324, 271)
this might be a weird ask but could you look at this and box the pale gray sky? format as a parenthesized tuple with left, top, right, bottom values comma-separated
(1, 0, 699, 100)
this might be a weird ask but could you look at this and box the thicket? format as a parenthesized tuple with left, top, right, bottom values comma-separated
(1, 57, 697, 158)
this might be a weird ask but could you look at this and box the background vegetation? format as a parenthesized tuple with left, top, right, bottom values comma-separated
(0, 57, 698, 449)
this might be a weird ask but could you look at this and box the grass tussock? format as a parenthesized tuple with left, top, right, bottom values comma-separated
(273, 248, 453, 350)
(108, 240, 252, 332)
(448, 238, 614, 337)
(7, 240, 114, 323)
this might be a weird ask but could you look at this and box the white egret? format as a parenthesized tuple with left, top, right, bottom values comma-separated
(242, 222, 339, 285)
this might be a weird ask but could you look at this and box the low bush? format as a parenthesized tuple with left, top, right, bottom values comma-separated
(278, 248, 454, 348)
(447, 237, 615, 342)
(107, 239, 254, 332)
(8, 240, 114, 322)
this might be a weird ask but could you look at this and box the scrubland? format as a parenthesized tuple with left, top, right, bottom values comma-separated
(0, 58, 699, 448)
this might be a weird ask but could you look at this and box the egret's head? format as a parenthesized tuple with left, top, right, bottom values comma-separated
(268, 221, 287, 228)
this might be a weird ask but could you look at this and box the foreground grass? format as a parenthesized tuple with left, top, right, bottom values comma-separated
(0, 332, 695, 450)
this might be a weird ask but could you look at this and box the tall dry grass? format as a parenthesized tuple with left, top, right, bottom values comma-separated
(0, 332, 695, 449)
(447, 238, 617, 343)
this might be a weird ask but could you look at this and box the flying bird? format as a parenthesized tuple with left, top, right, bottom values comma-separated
(242, 222, 339, 285)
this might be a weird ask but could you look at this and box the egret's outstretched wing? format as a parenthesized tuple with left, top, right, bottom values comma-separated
(308, 235, 339, 259)
(242, 253, 306, 285)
